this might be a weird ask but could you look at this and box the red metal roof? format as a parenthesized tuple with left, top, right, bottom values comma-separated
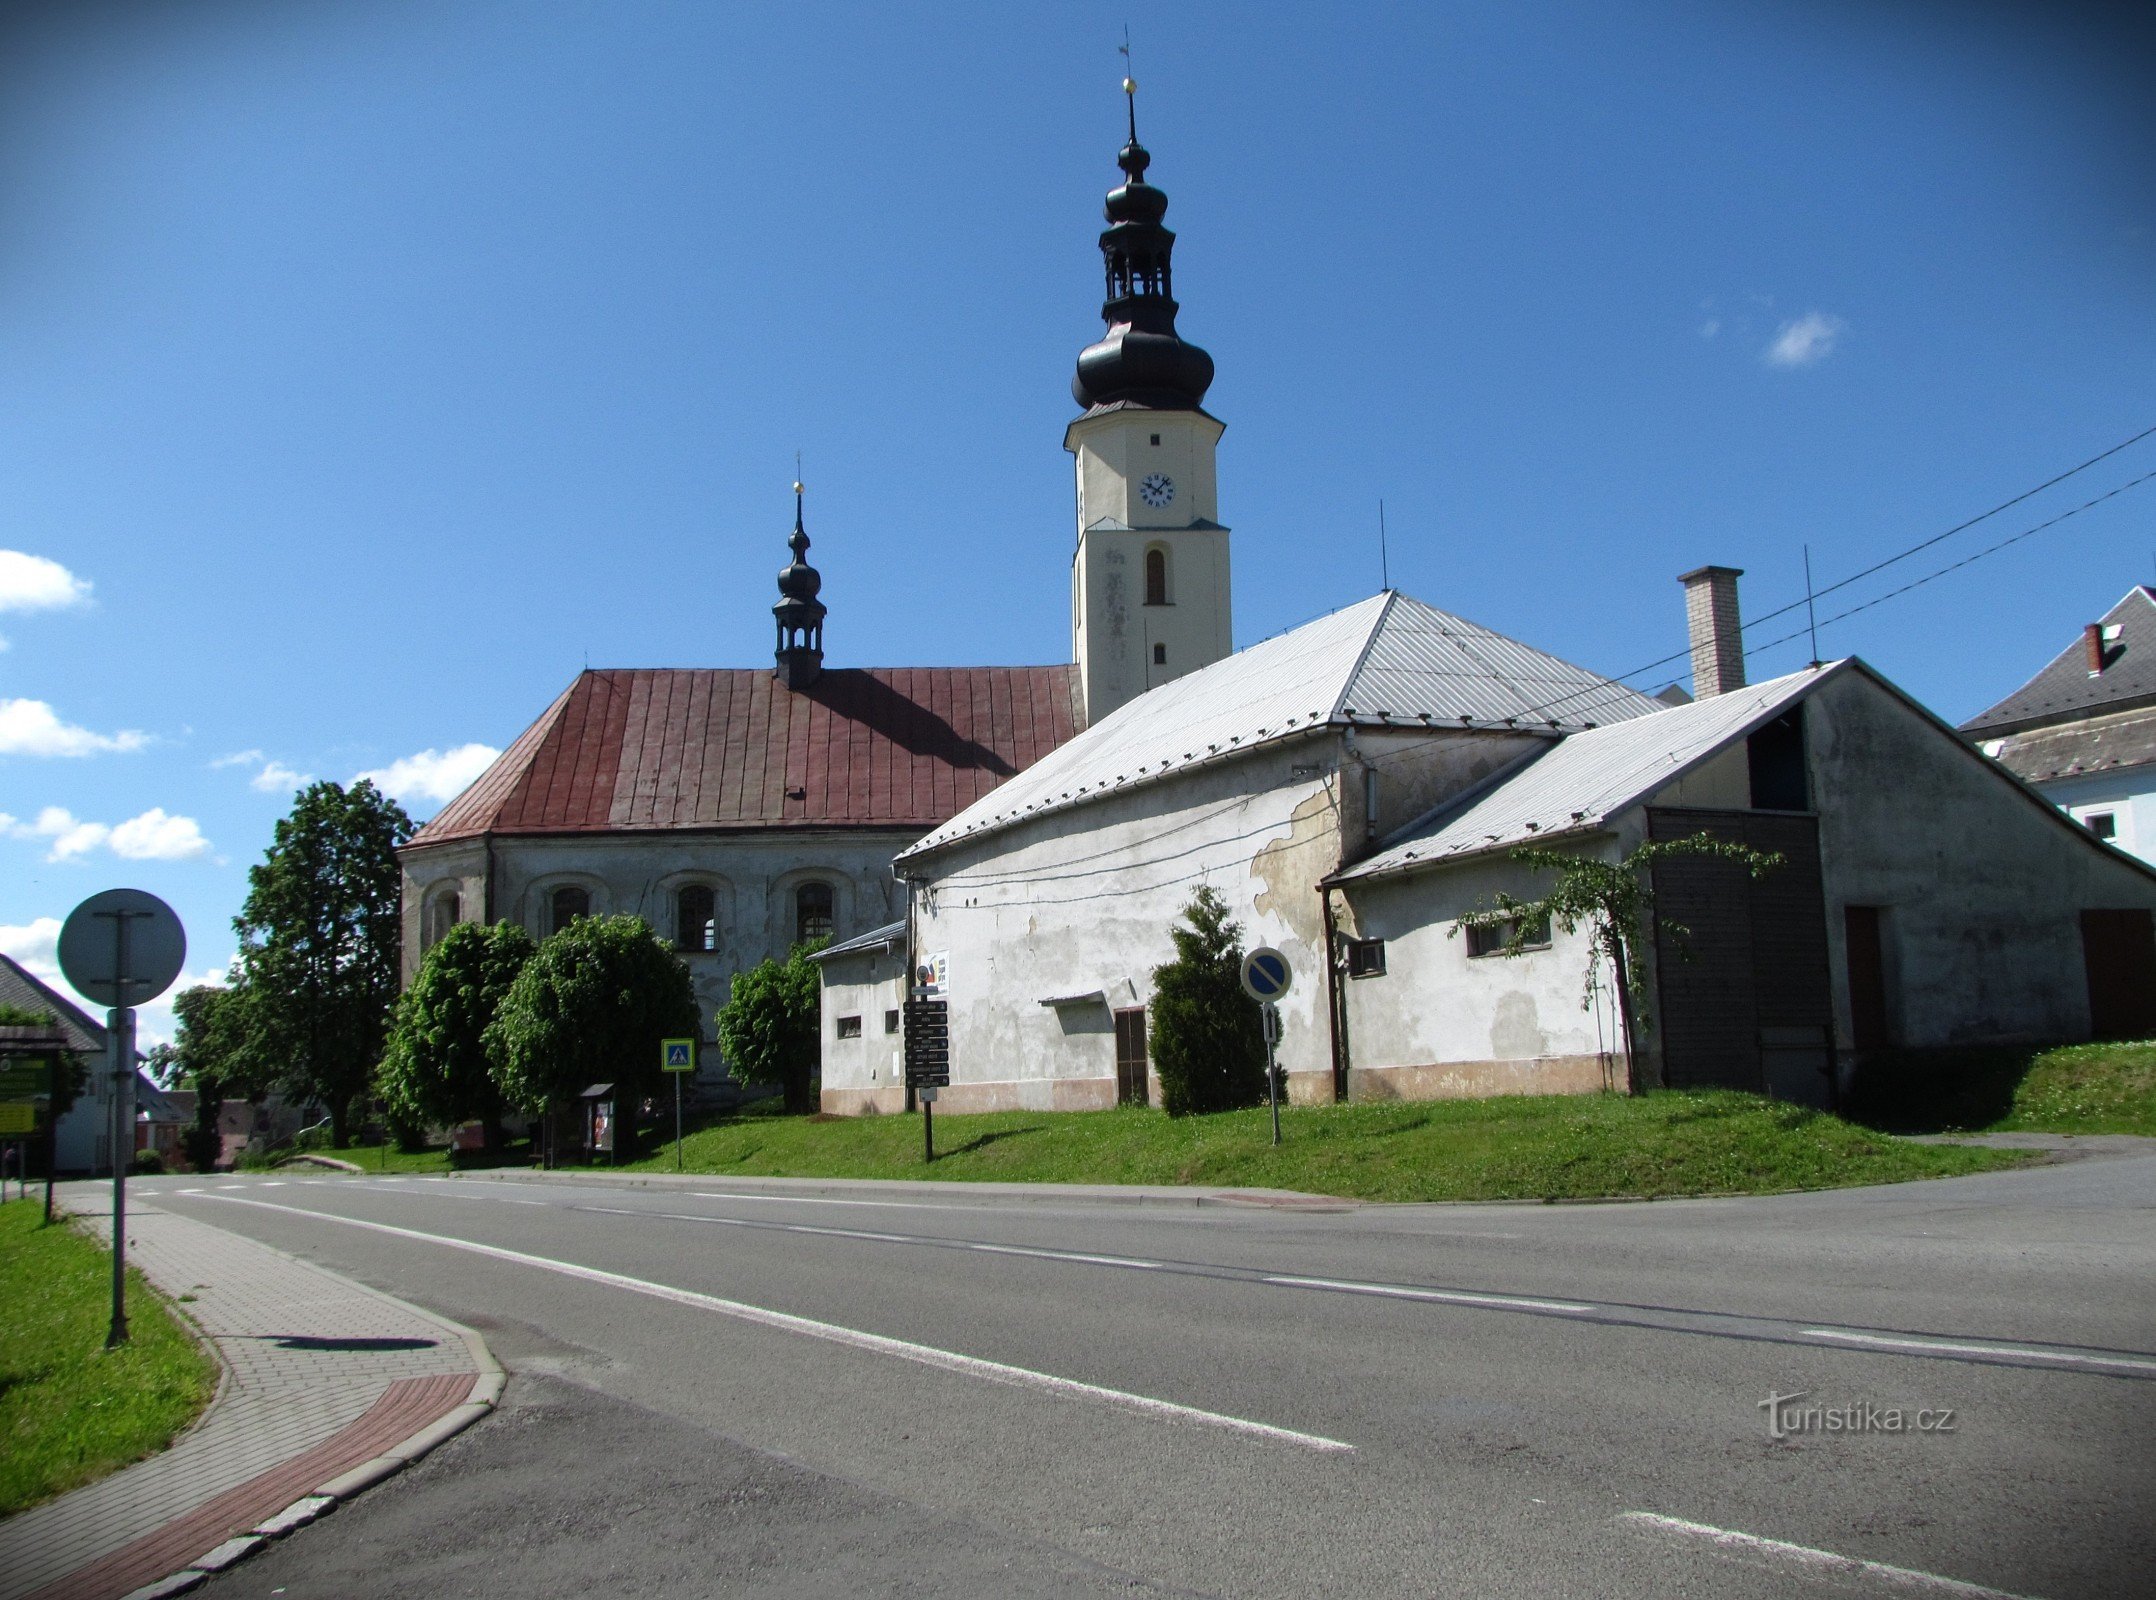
(405, 666, 1085, 847)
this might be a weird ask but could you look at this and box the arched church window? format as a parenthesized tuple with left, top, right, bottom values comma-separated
(1144, 547, 1169, 607)
(796, 882, 835, 944)
(676, 885, 718, 953)
(425, 891, 460, 950)
(550, 885, 590, 935)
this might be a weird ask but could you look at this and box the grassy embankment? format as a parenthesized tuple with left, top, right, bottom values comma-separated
(621, 1089, 2020, 1202)
(1844, 1039, 2156, 1137)
(0, 1199, 217, 1517)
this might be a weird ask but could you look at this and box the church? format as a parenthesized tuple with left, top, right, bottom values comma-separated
(394, 85, 1235, 1068)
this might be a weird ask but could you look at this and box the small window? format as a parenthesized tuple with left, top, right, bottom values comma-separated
(796, 882, 835, 944)
(885, 1009, 901, 1035)
(2087, 813, 2118, 841)
(836, 1015, 863, 1040)
(550, 885, 590, 935)
(1465, 914, 1552, 957)
(675, 884, 718, 951)
(1345, 938, 1386, 978)
(1149, 433, 1161, 446)
(1153, 643, 1167, 666)
(425, 891, 460, 950)
(1144, 548, 1169, 607)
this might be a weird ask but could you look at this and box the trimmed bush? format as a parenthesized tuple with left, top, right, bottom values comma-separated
(1149, 886, 1265, 1116)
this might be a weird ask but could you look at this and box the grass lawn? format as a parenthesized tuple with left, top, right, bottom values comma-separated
(0, 1199, 217, 1518)
(264, 1141, 456, 1174)
(624, 1089, 2020, 1203)
(1845, 1040, 2156, 1137)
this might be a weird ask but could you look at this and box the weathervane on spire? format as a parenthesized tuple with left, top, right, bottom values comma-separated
(1119, 26, 1138, 142)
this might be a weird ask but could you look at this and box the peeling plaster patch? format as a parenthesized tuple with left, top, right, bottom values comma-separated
(1489, 991, 1548, 1060)
(1252, 787, 1340, 948)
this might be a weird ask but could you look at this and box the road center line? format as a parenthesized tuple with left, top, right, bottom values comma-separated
(1265, 1274, 1594, 1315)
(182, 1191, 1353, 1455)
(1802, 1329, 2156, 1374)
(1618, 1511, 2041, 1599)
(578, 1204, 1172, 1272)
(689, 1190, 984, 1212)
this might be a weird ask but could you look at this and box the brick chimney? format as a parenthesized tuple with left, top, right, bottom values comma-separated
(1679, 565, 1746, 699)
(2086, 623, 2106, 676)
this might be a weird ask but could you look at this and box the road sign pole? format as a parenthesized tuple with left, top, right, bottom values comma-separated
(674, 1071, 683, 1173)
(1265, 1004, 1281, 1147)
(923, 1095, 934, 1164)
(107, 999, 134, 1348)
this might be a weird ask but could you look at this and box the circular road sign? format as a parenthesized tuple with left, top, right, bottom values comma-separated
(1240, 946, 1292, 1004)
(58, 889, 187, 1009)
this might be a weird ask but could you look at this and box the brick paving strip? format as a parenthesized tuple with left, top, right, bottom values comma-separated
(0, 1189, 502, 1600)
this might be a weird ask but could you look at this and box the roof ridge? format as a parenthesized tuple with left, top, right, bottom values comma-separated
(1327, 590, 1400, 721)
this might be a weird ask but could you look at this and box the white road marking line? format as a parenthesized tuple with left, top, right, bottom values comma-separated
(1265, 1274, 1594, 1315)
(368, 1188, 548, 1208)
(186, 1192, 1353, 1455)
(256, 1181, 285, 1188)
(1802, 1329, 2156, 1374)
(177, 1187, 205, 1195)
(1619, 1512, 2042, 1598)
(967, 1242, 1165, 1270)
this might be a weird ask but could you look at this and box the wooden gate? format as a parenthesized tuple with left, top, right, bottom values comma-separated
(1113, 1008, 1150, 1106)
(2081, 909, 2156, 1040)
(1649, 809, 1835, 1103)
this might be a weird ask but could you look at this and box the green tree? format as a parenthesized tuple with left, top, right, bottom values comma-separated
(486, 914, 698, 1160)
(233, 780, 413, 1146)
(1455, 836, 1782, 1091)
(1149, 886, 1266, 1116)
(169, 981, 266, 1174)
(715, 941, 824, 1115)
(379, 921, 535, 1151)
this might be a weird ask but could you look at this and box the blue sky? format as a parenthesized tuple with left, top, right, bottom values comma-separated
(3, 0, 2151, 1041)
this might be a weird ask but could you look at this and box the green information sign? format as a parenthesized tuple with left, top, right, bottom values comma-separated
(660, 1038, 696, 1073)
(0, 1102, 36, 1135)
(0, 1061, 52, 1099)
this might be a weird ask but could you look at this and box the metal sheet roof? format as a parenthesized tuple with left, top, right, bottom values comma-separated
(900, 591, 1664, 863)
(1334, 665, 1835, 883)
(1986, 704, 2156, 783)
(809, 921, 906, 963)
(406, 665, 1085, 849)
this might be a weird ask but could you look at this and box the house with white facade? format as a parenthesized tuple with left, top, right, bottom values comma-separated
(1963, 586, 2156, 863)
(845, 572, 2156, 1116)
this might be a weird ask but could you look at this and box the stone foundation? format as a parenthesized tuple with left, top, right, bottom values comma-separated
(1347, 1054, 1617, 1102)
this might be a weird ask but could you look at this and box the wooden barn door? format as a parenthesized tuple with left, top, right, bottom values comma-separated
(2081, 910, 2156, 1040)
(1114, 1008, 1150, 1106)
(1650, 809, 1835, 1104)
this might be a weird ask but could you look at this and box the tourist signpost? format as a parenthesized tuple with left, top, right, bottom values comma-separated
(903, 995, 950, 1162)
(661, 1037, 696, 1171)
(1240, 947, 1291, 1146)
(58, 888, 186, 1348)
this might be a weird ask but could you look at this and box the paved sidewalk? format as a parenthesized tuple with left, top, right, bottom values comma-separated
(0, 1187, 499, 1600)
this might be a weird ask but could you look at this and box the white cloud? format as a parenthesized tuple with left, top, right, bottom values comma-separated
(0, 916, 64, 985)
(214, 749, 312, 793)
(0, 550, 92, 614)
(0, 698, 148, 757)
(358, 742, 500, 805)
(1698, 318, 1720, 339)
(6, 804, 210, 862)
(1766, 310, 1845, 368)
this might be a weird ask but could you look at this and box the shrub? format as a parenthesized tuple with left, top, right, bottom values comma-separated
(1149, 886, 1265, 1116)
(129, 1149, 165, 1176)
(716, 942, 824, 1114)
(379, 921, 536, 1151)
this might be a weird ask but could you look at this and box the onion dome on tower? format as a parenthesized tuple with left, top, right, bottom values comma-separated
(1071, 77, 1216, 412)
(772, 480, 826, 689)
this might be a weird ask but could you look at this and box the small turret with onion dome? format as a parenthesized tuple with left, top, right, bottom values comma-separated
(1071, 76, 1216, 413)
(772, 480, 826, 688)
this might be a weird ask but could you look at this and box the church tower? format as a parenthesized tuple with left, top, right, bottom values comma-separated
(1067, 79, 1230, 724)
(773, 480, 825, 688)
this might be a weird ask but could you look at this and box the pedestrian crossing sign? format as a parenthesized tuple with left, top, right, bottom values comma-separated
(661, 1038, 696, 1072)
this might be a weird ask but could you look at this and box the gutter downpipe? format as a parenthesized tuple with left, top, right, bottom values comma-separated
(1321, 883, 1350, 1103)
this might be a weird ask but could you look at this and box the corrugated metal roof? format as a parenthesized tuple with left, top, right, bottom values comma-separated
(809, 920, 905, 962)
(405, 665, 1084, 849)
(1333, 665, 1835, 883)
(899, 591, 1664, 864)
(1963, 586, 2156, 736)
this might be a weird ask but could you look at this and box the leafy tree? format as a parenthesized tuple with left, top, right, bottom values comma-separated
(1149, 886, 1266, 1116)
(715, 940, 824, 1115)
(170, 981, 266, 1173)
(233, 780, 413, 1146)
(486, 914, 698, 1160)
(378, 921, 535, 1151)
(1455, 836, 1782, 1091)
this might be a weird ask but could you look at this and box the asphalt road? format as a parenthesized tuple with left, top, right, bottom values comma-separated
(118, 1152, 2156, 1599)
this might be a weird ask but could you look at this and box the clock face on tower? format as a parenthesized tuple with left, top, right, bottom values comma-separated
(1139, 472, 1176, 509)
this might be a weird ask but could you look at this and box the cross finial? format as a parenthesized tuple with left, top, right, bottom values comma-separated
(793, 451, 804, 527)
(1119, 27, 1137, 144)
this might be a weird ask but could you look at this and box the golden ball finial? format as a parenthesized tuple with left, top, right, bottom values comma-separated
(1123, 75, 1136, 95)
(792, 480, 804, 495)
